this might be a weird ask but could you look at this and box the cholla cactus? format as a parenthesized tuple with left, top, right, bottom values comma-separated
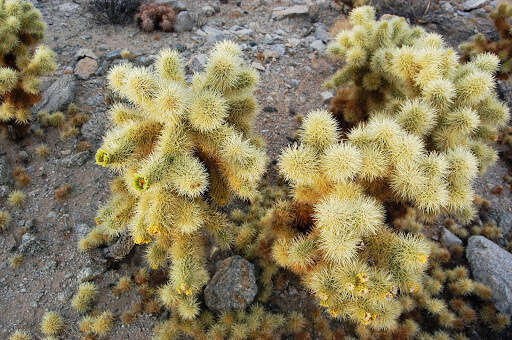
(461, 2, 512, 80)
(0, 0, 56, 131)
(326, 6, 509, 182)
(91, 41, 266, 320)
(271, 109, 431, 330)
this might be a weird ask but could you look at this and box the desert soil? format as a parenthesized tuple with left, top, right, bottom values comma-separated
(1, 0, 511, 339)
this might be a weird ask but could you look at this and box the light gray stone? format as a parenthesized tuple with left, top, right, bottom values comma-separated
(187, 54, 207, 74)
(311, 39, 326, 52)
(78, 264, 104, 282)
(204, 255, 258, 312)
(61, 151, 90, 168)
(75, 223, 90, 240)
(203, 26, 227, 43)
(174, 11, 194, 32)
(251, 61, 265, 71)
(462, 0, 489, 11)
(74, 48, 97, 61)
(320, 91, 333, 103)
(315, 25, 330, 42)
(58, 3, 79, 12)
(136, 54, 156, 67)
(34, 75, 76, 113)
(264, 44, 286, 59)
(441, 228, 463, 248)
(271, 5, 309, 20)
(466, 236, 512, 315)
(201, 5, 215, 17)
(81, 110, 111, 142)
(156, 0, 186, 12)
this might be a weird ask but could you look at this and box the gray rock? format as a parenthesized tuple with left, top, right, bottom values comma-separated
(0, 185, 8, 198)
(271, 5, 309, 20)
(264, 44, 286, 59)
(204, 255, 258, 312)
(156, 0, 186, 11)
(34, 75, 76, 113)
(462, 0, 489, 11)
(78, 264, 104, 282)
(251, 61, 265, 71)
(466, 236, 512, 315)
(61, 151, 90, 168)
(16, 150, 29, 163)
(187, 54, 207, 74)
(74, 48, 97, 60)
(0, 155, 10, 185)
(136, 55, 156, 67)
(201, 5, 215, 17)
(174, 11, 194, 32)
(103, 232, 134, 260)
(441, 228, 463, 248)
(485, 206, 512, 235)
(75, 223, 90, 240)
(18, 233, 39, 255)
(310, 39, 326, 52)
(320, 91, 333, 103)
(315, 25, 330, 42)
(81, 110, 111, 142)
(58, 3, 79, 12)
(203, 26, 227, 43)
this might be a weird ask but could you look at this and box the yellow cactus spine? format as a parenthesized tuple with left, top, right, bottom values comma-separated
(0, 0, 56, 136)
(325, 5, 509, 222)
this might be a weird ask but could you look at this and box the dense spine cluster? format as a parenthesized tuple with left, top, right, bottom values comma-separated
(328, 8, 508, 169)
(325, 6, 509, 221)
(0, 0, 56, 131)
(273, 109, 431, 329)
(89, 41, 266, 320)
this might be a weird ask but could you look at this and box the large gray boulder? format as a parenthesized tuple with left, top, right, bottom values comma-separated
(204, 255, 257, 312)
(466, 236, 512, 315)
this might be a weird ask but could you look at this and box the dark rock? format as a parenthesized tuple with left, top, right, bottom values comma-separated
(105, 50, 122, 61)
(103, 232, 134, 260)
(466, 236, 512, 316)
(16, 150, 29, 164)
(0, 155, 11, 185)
(18, 233, 40, 255)
(204, 255, 257, 311)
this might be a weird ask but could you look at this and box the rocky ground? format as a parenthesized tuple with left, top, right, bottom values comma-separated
(1, 0, 512, 339)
